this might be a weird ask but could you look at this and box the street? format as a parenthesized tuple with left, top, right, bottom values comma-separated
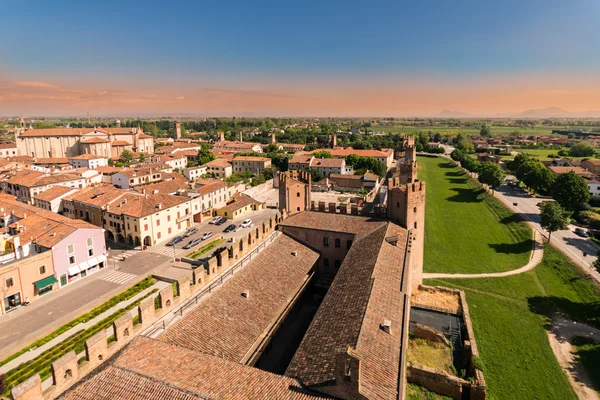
(0, 207, 279, 358)
(494, 181, 600, 283)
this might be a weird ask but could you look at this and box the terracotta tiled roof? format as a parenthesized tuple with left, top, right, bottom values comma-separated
(286, 223, 409, 399)
(310, 158, 343, 168)
(111, 140, 130, 146)
(195, 180, 227, 196)
(19, 128, 109, 137)
(0, 142, 16, 149)
(32, 185, 78, 201)
(160, 234, 318, 362)
(309, 148, 393, 158)
(133, 176, 188, 195)
(279, 211, 385, 237)
(58, 337, 328, 400)
(220, 192, 261, 212)
(68, 154, 106, 160)
(232, 156, 271, 162)
(137, 133, 153, 139)
(173, 142, 200, 149)
(205, 159, 232, 168)
(32, 158, 69, 165)
(65, 186, 130, 207)
(107, 192, 190, 218)
(548, 166, 592, 176)
(95, 166, 122, 174)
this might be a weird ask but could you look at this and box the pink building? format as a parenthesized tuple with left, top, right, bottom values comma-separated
(52, 227, 107, 287)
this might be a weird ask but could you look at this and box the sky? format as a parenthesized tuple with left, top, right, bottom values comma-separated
(1, 0, 600, 117)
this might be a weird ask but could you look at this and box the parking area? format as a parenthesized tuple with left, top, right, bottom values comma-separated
(147, 208, 279, 258)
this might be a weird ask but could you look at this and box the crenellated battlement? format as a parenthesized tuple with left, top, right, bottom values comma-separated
(10, 211, 287, 400)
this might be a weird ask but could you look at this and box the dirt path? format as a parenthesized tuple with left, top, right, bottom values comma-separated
(424, 229, 544, 279)
(548, 316, 600, 400)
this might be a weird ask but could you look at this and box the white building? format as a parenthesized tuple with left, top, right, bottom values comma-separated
(183, 165, 208, 181)
(68, 154, 108, 169)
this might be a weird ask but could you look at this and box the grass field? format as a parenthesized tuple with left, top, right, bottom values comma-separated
(417, 156, 532, 274)
(419, 155, 600, 399)
(406, 383, 452, 400)
(186, 239, 226, 260)
(572, 337, 600, 393)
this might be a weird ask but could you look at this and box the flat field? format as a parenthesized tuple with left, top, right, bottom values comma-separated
(417, 156, 532, 274)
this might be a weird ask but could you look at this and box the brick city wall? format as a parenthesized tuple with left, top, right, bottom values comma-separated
(10, 211, 287, 400)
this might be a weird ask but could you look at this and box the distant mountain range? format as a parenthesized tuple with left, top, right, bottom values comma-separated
(433, 107, 600, 119)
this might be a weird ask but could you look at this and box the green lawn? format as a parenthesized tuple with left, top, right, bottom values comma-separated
(418, 156, 532, 274)
(420, 156, 600, 399)
(406, 383, 452, 400)
(186, 239, 226, 260)
(572, 337, 600, 393)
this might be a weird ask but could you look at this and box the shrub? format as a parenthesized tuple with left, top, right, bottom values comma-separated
(472, 356, 484, 372)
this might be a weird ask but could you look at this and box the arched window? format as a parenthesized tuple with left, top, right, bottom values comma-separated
(335, 238, 340, 248)
(396, 202, 400, 208)
(123, 328, 130, 337)
(413, 207, 417, 213)
(297, 192, 301, 197)
(98, 354, 103, 361)
(414, 222, 417, 229)
(64, 369, 73, 379)
(297, 207, 300, 212)
(323, 237, 329, 247)
(165, 299, 171, 307)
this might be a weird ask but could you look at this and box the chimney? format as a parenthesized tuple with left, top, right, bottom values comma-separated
(241, 290, 250, 298)
(157, 203, 162, 209)
(380, 319, 392, 334)
(291, 251, 298, 256)
(142, 188, 146, 194)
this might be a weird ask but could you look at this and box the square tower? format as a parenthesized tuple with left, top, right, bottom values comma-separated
(278, 171, 311, 215)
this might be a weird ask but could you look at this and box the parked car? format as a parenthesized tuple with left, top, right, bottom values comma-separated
(209, 216, 222, 224)
(183, 238, 202, 249)
(201, 232, 214, 240)
(166, 236, 184, 246)
(216, 218, 227, 226)
(574, 228, 589, 238)
(224, 223, 236, 233)
(241, 219, 253, 228)
(184, 227, 198, 237)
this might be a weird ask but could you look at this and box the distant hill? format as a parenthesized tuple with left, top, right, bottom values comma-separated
(435, 110, 473, 118)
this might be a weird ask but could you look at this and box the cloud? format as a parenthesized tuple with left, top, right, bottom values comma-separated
(175, 96, 185, 100)
(14, 81, 60, 89)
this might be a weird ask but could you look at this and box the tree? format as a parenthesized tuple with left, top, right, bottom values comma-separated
(139, 152, 146, 163)
(197, 143, 216, 165)
(265, 144, 279, 153)
(568, 142, 595, 157)
(433, 133, 442, 143)
(455, 140, 475, 154)
(480, 123, 491, 137)
(593, 249, 600, 274)
(539, 202, 571, 242)
(552, 171, 590, 211)
(508, 153, 533, 173)
(312, 150, 333, 158)
(308, 168, 324, 182)
(120, 149, 133, 164)
(478, 162, 505, 193)
(450, 149, 464, 162)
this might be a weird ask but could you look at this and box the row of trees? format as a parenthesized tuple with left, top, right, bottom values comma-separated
(450, 150, 505, 192)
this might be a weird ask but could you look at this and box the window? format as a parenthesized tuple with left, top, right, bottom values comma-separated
(335, 260, 341, 268)
(347, 240, 352, 249)
(39, 265, 46, 275)
(88, 248, 94, 257)
(67, 244, 74, 254)
(168, 227, 172, 234)
(69, 256, 75, 265)
(396, 202, 400, 208)
(60, 274, 67, 286)
(157, 232, 161, 239)
(87, 238, 93, 247)
(335, 238, 340, 248)
(323, 237, 329, 247)
(156, 219, 160, 226)
(323, 258, 329, 267)
(6, 278, 13, 288)
(144, 224, 148, 231)
(414, 221, 417, 229)
(413, 207, 417, 213)
(167, 215, 171, 222)
(297, 192, 301, 197)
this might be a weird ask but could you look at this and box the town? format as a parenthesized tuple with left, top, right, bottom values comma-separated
(2, 0, 600, 399)
(0, 115, 598, 400)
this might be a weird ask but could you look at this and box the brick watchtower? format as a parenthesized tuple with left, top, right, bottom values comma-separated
(387, 177, 426, 287)
(278, 171, 312, 215)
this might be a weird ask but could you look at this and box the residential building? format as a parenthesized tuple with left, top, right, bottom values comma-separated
(0, 142, 17, 158)
(212, 140, 263, 153)
(195, 180, 229, 215)
(204, 159, 233, 178)
(328, 172, 379, 192)
(216, 192, 263, 220)
(68, 154, 108, 169)
(111, 167, 163, 189)
(14, 126, 154, 159)
(183, 165, 208, 181)
(0, 251, 57, 315)
(547, 166, 593, 179)
(231, 156, 272, 175)
(588, 181, 600, 196)
(148, 154, 187, 170)
(1, 169, 87, 203)
(582, 159, 600, 175)
(32, 185, 79, 213)
(289, 155, 352, 176)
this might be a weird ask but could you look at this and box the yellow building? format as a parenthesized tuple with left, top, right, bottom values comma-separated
(216, 193, 263, 220)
